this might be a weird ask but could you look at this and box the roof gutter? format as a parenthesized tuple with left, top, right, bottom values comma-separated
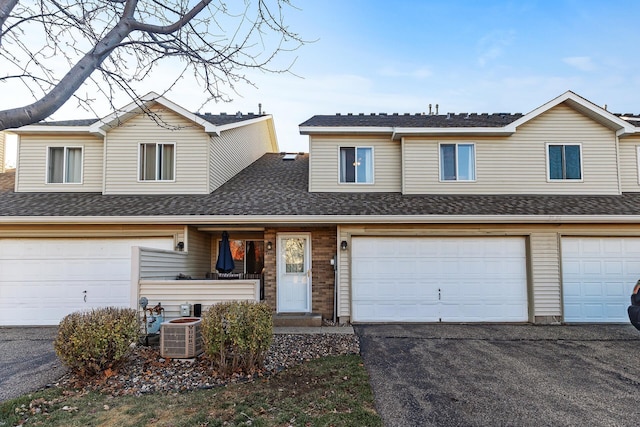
(391, 127, 515, 140)
(3, 214, 640, 225)
(299, 126, 395, 135)
(8, 126, 102, 136)
(300, 125, 515, 140)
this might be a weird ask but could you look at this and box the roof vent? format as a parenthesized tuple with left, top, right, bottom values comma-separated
(282, 153, 297, 161)
(220, 112, 227, 116)
(236, 111, 242, 118)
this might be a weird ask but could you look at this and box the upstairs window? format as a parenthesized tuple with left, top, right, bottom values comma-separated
(140, 143, 175, 181)
(47, 146, 82, 183)
(440, 143, 475, 181)
(548, 144, 581, 180)
(339, 147, 373, 183)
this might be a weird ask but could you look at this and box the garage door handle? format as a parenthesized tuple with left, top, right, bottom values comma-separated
(438, 288, 441, 300)
(83, 290, 87, 302)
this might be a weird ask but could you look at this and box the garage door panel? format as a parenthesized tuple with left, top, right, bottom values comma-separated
(0, 238, 173, 326)
(352, 237, 528, 323)
(626, 262, 640, 275)
(603, 282, 625, 296)
(562, 237, 640, 323)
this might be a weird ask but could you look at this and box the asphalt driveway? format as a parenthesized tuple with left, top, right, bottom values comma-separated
(0, 327, 66, 402)
(355, 324, 640, 427)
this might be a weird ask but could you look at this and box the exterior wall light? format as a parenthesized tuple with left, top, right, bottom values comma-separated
(176, 241, 184, 251)
(341, 240, 348, 251)
(266, 241, 273, 251)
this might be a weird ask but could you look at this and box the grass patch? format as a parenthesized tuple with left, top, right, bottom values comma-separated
(0, 354, 381, 427)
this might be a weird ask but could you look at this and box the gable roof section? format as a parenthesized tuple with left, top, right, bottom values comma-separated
(299, 90, 639, 139)
(3, 154, 640, 223)
(505, 91, 636, 136)
(9, 93, 276, 139)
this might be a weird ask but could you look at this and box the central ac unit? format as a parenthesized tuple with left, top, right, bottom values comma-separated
(160, 317, 204, 358)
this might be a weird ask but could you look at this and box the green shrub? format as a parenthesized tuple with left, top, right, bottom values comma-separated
(54, 307, 138, 377)
(201, 301, 273, 376)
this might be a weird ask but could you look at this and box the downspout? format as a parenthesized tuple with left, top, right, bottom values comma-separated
(615, 129, 622, 194)
(333, 253, 338, 324)
(14, 135, 20, 192)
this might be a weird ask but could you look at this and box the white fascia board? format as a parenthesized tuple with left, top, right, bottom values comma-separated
(215, 115, 273, 133)
(3, 214, 640, 225)
(506, 90, 636, 135)
(299, 126, 395, 135)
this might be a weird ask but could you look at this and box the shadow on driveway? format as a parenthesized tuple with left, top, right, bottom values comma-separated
(0, 327, 66, 402)
(355, 324, 640, 427)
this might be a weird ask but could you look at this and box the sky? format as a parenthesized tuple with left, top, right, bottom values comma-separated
(4, 0, 640, 167)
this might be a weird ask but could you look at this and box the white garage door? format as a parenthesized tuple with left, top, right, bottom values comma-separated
(351, 237, 528, 322)
(0, 237, 174, 326)
(562, 237, 640, 323)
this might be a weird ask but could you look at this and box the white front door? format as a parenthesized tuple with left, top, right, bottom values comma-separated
(277, 233, 311, 313)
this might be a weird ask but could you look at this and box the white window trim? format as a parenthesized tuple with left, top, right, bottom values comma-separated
(137, 142, 177, 182)
(545, 142, 584, 182)
(337, 145, 375, 185)
(45, 145, 84, 184)
(438, 142, 477, 182)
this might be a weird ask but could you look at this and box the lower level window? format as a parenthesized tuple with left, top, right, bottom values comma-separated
(48, 146, 82, 183)
(140, 143, 175, 181)
(228, 240, 265, 274)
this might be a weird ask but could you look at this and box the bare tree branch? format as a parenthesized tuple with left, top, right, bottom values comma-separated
(0, 0, 306, 130)
(0, 0, 19, 41)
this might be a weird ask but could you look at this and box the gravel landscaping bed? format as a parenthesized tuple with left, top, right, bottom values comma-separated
(57, 333, 360, 396)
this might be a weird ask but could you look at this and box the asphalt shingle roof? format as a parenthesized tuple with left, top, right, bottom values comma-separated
(35, 113, 266, 128)
(299, 113, 525, 128)
(2, 154, 640, 219)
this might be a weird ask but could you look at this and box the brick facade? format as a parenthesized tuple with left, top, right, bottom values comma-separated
(263, 227, 337, 320)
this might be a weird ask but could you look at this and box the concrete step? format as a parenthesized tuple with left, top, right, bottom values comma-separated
(273, 313, 322, 327)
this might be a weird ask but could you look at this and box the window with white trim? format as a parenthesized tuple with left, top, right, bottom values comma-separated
(339, 146, 373, 183)
(47, 146, 82, 183)
(548, 143, 581, 180)
(440, 143, 475, 181)
(139, 143, 175, 181)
